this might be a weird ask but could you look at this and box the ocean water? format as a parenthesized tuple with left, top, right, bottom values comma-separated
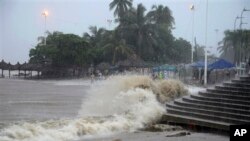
(0, 75, 187, 141)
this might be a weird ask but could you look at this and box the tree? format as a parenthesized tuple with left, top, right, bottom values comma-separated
(109, 0, 133, 24)
(118, 4, 174, 62)
(147, 5, 174, 30)
(103, 31, 134, 65)
(193, 44, 205, 62)
(218, 30, 250, 63)
(171, 38, 192, 63)
(30, 31, 89, 69)
(83, 26, 106, 48)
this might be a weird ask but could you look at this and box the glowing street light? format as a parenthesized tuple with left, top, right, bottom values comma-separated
(42, 10, 49, 45)
(189, 4, 194, 11)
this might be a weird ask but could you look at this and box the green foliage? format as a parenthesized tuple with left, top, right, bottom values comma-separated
(219, 29, 250, 63)
(29, 1, 194, 75)
(30, 32, 89, 68)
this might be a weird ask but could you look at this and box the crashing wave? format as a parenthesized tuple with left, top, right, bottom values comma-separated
(0, 75, 187, 141)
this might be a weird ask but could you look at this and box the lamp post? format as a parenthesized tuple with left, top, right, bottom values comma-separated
(42, 10, 49, 45)
(240, 8, 250, 29)
(190, 4, 195, 63)
(239, 8, 250, 74)
(204, 0, 208, 86)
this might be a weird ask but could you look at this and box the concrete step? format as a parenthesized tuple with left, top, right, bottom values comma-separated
(191, 94, 250, 106)
(161, 113, 230, 131)
(215, 85, 250, 92)
(182, 97, 250, 110)
(166, 103, 250, 121)
(207, 89, 250, 96)
(174, 99, 250, 115)
(199, 91, 250, 101)
(166, 107, 249, 125)
(240, 76, 250, 81)
(232, 79, 250, 84)
(224, 82, 250, 88)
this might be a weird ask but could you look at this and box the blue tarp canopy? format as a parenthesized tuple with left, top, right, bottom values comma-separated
(208, 59, 235, 69)
(191, 61, 205, 68)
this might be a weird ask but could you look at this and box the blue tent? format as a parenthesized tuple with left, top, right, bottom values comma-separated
(191, 61, 205, 68)
(208, 59, 235, 69)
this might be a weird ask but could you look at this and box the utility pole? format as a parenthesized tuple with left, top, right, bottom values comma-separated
(204, 0, 208, 86)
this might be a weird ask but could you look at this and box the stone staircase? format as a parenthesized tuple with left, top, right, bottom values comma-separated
(162, 75, 250, 131)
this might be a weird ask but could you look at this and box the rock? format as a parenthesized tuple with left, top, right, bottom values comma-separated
(165, 131, 191, 137)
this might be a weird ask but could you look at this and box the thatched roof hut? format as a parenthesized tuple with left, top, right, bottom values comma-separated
(20, 62, 33, 70)
(12, 62, 21, 70)
(6, 63, 13, 70)
(0, 60, 8, 69)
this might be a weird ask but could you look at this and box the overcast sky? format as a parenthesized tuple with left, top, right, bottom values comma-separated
(0, 0, 250, 63)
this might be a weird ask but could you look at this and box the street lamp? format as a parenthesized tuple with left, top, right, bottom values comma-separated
(240, 8, 250, 29)
(189, 4, 195, 63)
(204, 0, 208, 86)
(42, 10, 49, 45)
(239, 8, 250, 74)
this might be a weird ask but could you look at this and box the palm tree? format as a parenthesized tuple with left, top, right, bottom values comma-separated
(218, 30, 241, 64)
(83, 26, 106, 48)
(147, 5, 174, 30)
(103, 32, 134, 65)
(109, 0, 133, 23)
(120, 4, 157, 59)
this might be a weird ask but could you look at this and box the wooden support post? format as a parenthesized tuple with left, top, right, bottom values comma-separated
(24, 70, 26, 78)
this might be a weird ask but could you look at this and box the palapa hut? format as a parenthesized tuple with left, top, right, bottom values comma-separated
(117, 55, 151, 74)
(0, 60, 8, 77)
(12, 62, 21, 77)
(20, 62, 35, 78)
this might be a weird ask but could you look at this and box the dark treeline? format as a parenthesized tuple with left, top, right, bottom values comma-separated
(219, 29, 250, 64)
(29, 0, 198, 77)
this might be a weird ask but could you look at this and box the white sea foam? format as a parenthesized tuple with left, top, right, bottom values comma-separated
(0, 75, 187, 141)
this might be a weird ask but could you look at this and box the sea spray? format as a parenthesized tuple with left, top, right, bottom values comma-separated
(0, 75, 187, 141)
